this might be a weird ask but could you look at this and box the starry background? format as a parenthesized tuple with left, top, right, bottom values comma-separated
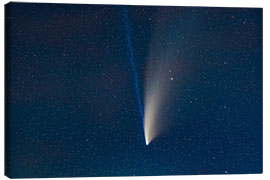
(5, 2, 262, 178)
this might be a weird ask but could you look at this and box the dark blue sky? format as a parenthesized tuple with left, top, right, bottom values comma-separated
(5, 2, 262, 178)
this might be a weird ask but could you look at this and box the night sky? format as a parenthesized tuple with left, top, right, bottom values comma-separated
(5, 2, 262, 178)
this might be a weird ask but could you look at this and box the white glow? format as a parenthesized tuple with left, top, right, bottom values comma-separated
(143, 8, 186, 145)
(144, 90, 161, 145)
(144, 62, 170, 145)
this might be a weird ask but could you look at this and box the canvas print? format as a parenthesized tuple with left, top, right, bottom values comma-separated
(5, 2, 262, 178)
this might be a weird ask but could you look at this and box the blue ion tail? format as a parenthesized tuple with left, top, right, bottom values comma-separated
(123, 7, 146, 144)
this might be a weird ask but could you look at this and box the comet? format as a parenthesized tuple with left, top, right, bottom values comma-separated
(123, 7, 182, 145)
